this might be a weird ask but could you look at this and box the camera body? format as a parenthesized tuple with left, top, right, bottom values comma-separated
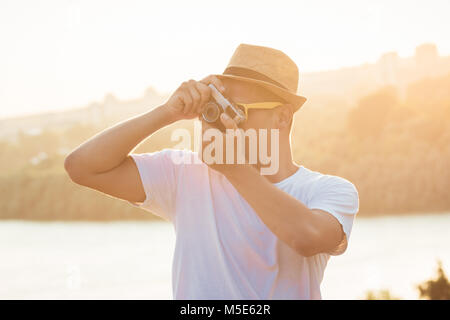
(201, 84, 246, 131)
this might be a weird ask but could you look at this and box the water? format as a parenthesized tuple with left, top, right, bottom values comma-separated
(0, 214, 449, 299)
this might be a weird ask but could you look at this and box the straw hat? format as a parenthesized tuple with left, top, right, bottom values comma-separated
(215, 44, 307, 111)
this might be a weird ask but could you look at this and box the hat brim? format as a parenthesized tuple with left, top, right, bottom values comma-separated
(214, 74, 307, 111)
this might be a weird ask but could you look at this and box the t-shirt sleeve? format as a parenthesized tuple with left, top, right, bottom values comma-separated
(130, 149, 185, 222)
(308, 175, 359, 254)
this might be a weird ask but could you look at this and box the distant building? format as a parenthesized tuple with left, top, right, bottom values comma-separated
(377, 52, 400, 86)
(301, 43, 450, 106)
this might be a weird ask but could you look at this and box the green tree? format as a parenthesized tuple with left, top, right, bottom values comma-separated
(347, 86, 398, 138)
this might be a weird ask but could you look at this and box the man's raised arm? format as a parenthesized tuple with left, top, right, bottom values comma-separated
(64, 76, 223, 203)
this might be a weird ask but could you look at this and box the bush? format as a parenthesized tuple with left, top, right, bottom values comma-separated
(417, 261, 450, 300)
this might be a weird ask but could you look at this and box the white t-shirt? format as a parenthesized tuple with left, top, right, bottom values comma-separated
(131, 149, 359, 300)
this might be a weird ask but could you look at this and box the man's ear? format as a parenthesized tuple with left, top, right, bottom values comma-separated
(274, 104, 294, 129)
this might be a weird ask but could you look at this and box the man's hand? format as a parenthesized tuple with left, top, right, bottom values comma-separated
(204, 112, 250, 176)
(165, 76, 225, 122)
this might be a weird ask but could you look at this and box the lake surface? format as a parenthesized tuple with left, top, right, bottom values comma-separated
(1, 213, 449, 299)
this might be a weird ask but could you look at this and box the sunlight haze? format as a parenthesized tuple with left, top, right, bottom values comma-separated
(1, 0, 449, 118)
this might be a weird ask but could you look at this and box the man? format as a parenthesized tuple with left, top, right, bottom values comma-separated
(64, 44, 359, 299)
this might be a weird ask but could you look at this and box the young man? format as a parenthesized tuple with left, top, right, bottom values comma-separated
(65, 44, 359, 299)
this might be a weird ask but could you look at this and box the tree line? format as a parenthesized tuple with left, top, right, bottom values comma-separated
(1, 73, 449, 220)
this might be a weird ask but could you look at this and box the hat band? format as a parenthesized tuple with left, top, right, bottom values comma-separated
(223, 67, 288, 91)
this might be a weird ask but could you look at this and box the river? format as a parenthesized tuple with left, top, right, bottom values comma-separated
(0, 213, 449, 299)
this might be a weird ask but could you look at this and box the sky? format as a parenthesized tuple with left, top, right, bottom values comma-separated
(1, 0, 449, 119)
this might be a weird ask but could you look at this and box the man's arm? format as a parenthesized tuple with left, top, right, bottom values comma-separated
(222, 165, 345, 257)
(64, 105, 176, 202)
(64, 76, 224, 202)
(212, 114, 346, 257)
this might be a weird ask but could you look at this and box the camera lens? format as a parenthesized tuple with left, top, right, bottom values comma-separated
(202, 102, 220, 123)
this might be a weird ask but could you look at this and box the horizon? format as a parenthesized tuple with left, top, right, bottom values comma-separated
(2, 42, 447, 121)
(1, 0, 450, 119)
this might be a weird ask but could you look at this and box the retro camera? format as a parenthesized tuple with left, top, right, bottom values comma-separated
(201, 84, 246, 130)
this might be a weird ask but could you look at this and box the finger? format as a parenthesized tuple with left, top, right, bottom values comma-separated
(187, 80, 201, 114)
(195, 82, 211, 113)
(181, 91, 193, 114)
(220, 112, 238, 130)
(178, 82, 191, 114)
(220, 113, 245, 162)
(200, 75, 225, 93)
